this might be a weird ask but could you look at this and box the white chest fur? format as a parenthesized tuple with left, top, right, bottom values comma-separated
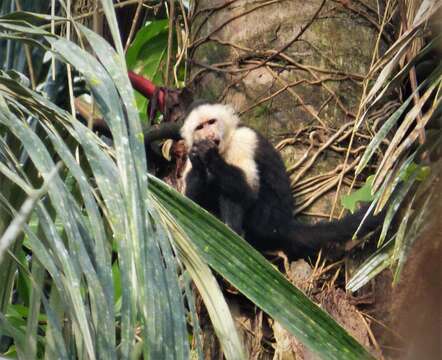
(222, 127, 260, 191)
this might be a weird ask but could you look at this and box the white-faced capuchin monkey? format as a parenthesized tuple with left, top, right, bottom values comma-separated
(180, 101, 383, 259)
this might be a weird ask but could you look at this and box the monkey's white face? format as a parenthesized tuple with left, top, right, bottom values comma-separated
(192, 117, 223, 147)
(181, 103, 240, 154)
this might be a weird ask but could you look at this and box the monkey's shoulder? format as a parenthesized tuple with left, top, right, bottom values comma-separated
(224, 126, 260, 190)
(224, 127, 258, 160)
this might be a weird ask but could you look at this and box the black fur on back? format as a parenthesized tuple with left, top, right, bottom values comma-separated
(234, 130, 382, 259)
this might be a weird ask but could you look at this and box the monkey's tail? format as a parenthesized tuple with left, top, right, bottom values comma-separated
(286, 206, 385, 258)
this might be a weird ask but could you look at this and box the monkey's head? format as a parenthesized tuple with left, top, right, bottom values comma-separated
(180, 103, 240, 154)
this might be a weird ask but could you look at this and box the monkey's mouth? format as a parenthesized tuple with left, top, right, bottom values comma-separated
(213, 139, 220, 147)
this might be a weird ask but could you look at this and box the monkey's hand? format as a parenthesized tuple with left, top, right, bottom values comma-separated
(189, 140, 219, 168)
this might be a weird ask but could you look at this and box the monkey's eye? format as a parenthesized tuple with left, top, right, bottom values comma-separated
(208, 118, 217, 125)
(195, 124, 204, 130)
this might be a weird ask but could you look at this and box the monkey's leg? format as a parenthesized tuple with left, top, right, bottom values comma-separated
(219, 197, 244, 237)
(184, 166, 209, 207)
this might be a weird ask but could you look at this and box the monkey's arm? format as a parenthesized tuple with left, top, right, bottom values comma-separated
(189, 140, 256, 236)
(194, 140, 257, 204)
(184, 163, 209, 206)
(207, 156, 253, 236)
(185, 162, 245, 235)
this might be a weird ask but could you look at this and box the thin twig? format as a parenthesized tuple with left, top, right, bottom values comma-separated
(219, 0, 324, 70)
(294, 157, 360, 214)
(190, 0, 282, 51)
(400, 3, 425, 144)
(291, 122, 355, 186)
(361, 312, 405, 341)
(51, 0, 56, 80)
(294, 171, 337, 191)
(294, 176, 336, 198)
(287, 144, 314, 174)
(173, 0, 190, 85)
(220, 0, 327, 74)
(64, 0, 76, 119)
(267, 66, 327, 127)
(198, 37, 365, 80)
(40, 0, 153, 30)
(240, 76, 349, 116)
(335, 0, 392, 43)
(124, 0, 144, 53)
(358, 311, 384, 359)
(14, 0, 36, 88)
(165, 0, 175, 86)
(190, 0, 239, 42)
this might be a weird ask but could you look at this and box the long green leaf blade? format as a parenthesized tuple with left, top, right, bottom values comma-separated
(148, 176, 375, 360)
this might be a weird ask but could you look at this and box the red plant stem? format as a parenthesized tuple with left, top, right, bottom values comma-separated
(128, 71, 165, 112)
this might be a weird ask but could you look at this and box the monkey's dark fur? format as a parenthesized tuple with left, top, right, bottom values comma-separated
(182, 102, 382, 259)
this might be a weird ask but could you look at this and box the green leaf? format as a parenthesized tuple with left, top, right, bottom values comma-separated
(0, 11, 64, 26)
(126, 20, 169, 70)
(399, 162, 431, 182)
(341, 175, 375, 213)
(61, 24, 191, 359)
(393, 191, 432, 284)
(149, 176, 375, 360)
(126, 20, 169, 123)
(356, 66, 440, 175)
(378, 173, 417, 247)
(15, 248, 31, 307)
(126, 20, 168, 84)
(346, 238, 394, 292)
